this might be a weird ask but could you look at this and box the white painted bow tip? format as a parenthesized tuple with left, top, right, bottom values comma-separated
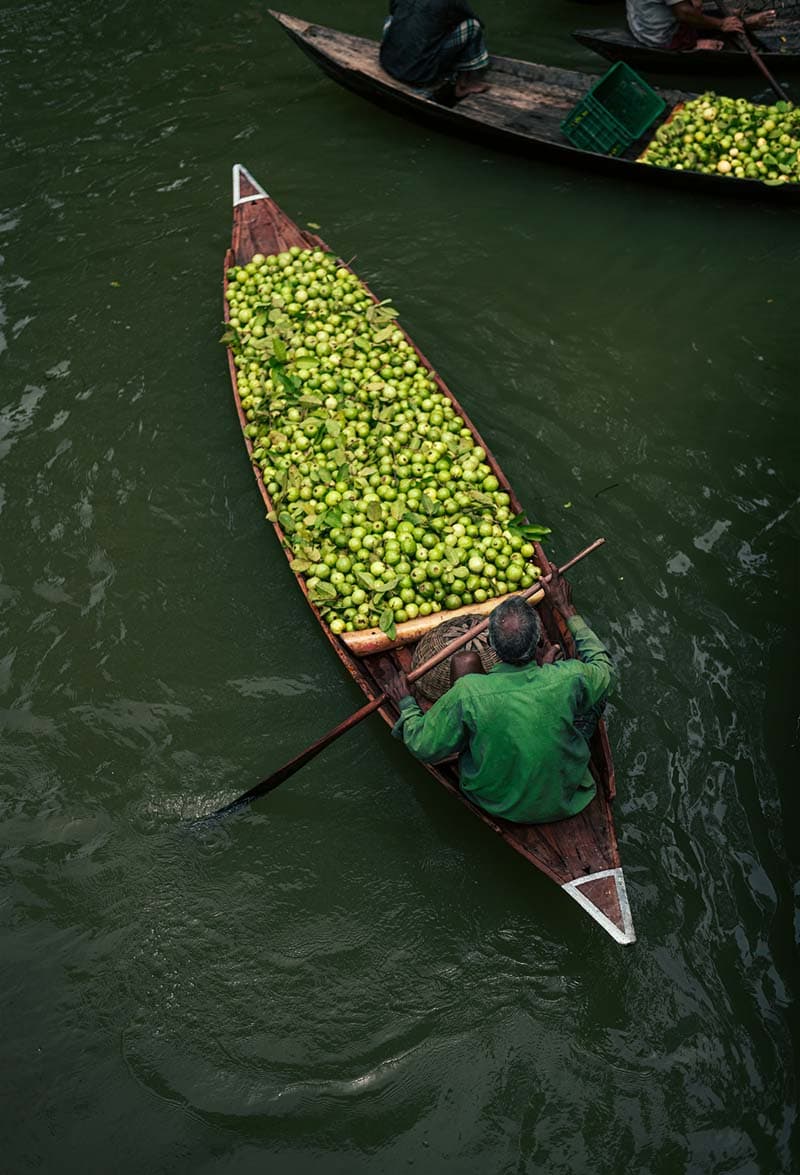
(232, 164, 270, 207)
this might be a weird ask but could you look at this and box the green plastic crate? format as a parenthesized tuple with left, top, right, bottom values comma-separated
(561, 62, 666, 157)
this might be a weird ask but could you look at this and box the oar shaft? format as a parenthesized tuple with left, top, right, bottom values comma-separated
(200, 537, 605, 820)
(716, 0, 788, 101)
(210, 693, 385, 817)
(735, 31, 788, 99)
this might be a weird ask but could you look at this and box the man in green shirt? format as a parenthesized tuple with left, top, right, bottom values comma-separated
(387, 566, 614, 824)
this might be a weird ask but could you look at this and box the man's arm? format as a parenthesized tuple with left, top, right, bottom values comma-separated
(386, 672, 469, 763)
(566, 614, 615, 707)
(542, 565, 614, 708)
(672, 0, 775, 34)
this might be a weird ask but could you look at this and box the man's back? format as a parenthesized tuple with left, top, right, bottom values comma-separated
(380, 0, 481, 85)
(626, 0, 682, 47)
(393, 613, 614, 823)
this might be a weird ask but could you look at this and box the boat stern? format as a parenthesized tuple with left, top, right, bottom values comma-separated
(562, 867, 636, 945)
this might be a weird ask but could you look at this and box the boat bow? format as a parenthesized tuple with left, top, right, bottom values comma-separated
(233, 163, 270, 206)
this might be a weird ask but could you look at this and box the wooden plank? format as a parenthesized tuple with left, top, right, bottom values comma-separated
(341, 587, 545, 655)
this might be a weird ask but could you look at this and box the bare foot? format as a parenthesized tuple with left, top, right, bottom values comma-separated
(454, 72, 490, 98)
(695, 38, 724, 50)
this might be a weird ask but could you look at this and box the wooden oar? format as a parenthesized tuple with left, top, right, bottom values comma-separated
(195, 537, 606, 822)
(717, 1, 788, 101)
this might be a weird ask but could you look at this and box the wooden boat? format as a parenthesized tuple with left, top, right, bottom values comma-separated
(224, 163, 636, 945)
(574, 23, 800, 75)
(269, 10, 800, 204)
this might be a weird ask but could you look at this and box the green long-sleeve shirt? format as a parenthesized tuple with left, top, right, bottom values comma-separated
(392, 614, 614, 823)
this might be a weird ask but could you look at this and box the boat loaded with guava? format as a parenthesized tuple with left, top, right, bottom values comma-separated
(270, 10, 800, 202)
(221, 164, 636, 945)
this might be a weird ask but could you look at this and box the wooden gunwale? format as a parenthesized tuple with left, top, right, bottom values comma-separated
(269, 10, 800, 205)
(573, 24, 800, 76)
(225, 166, 635, 944)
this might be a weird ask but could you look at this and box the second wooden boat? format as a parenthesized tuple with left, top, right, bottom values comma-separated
(574, 22, 800, 76)
(224, 164, 636, 945)
(270, 10, 800, 204)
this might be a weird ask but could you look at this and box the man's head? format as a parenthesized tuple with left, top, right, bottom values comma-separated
(488, 596, 541, 666)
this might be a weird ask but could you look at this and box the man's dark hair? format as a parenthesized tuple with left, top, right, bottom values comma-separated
(488, 596, 541, 665)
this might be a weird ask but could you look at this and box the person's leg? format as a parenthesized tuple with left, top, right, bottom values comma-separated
(439, 19, 490, 97)
(668, 25, 724, 51)
(450, 650, 486, 685)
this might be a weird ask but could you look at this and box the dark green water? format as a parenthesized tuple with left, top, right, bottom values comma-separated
(1, 1, 798, 1171)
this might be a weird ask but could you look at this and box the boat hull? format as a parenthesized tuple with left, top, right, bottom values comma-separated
(225, 164, 636, 944)
(574, 25, 800, 76)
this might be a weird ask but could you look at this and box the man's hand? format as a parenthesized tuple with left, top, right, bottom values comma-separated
(384, 670, 412, 705)
(539, 642, 562, 666)
(542, 563, 577, 619)
(721, 14, 745, 32)
(745, 9, 776, 29)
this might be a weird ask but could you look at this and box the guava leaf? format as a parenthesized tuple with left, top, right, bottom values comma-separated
(278, 511, 295, 532)
(373, 577, 397, 597)
(379, 610, 397, 640)
(325, 419, 341, 436)
(309, 581, 337, 602)
(366, 500, 382, 522)
(290, 558, 311, 574)
(470, 491, 495, 507)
